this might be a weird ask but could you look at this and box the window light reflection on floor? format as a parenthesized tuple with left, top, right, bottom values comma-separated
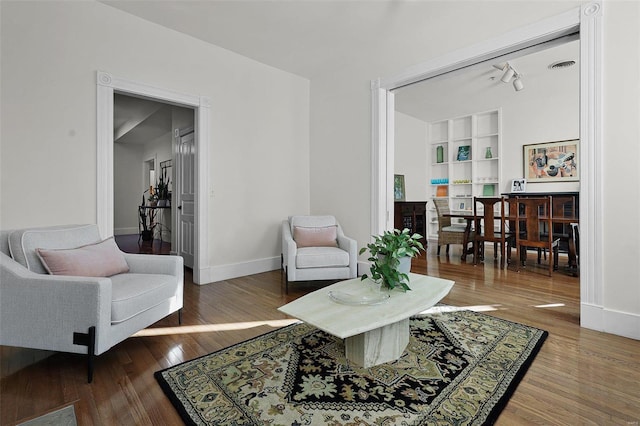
(136, 306, 507, 338)
(534, 303, 566, 308)
(133, 319, 301, 337)
(421, 304, 501, 314)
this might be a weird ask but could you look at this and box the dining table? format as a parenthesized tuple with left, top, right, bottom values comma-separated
(444, 211, 579, 272)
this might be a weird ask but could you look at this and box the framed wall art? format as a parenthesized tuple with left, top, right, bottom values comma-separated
(393, 174, 406, 201)
(523, 140, 579, 182)
(511, 178, 526, 193)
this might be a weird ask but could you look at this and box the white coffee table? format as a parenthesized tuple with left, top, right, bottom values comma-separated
(278, 273, 454, 367)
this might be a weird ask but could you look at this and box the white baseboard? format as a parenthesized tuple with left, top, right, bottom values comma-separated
(198, 256, 282, 285)
(580, 303, 603, 331)
(581, 303, 640, 340)
(603, 308, 640, 340)
(114, 227, 138, 236)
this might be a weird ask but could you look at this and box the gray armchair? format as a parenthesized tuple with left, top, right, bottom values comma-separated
(0, 224, 183, 382)
(281, 215, 357, 292)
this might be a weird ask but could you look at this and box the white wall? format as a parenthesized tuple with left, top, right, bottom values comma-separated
(601, 1, 640, 326)
(309, 1, 640, 338)
(0, 1, 310, 281)
(394, 112, 428, 201)
(114, 142, 144, 234)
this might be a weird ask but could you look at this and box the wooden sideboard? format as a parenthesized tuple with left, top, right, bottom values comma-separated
(394, 201, 428, 246)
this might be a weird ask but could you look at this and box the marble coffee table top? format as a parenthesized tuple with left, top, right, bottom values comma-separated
(278, 273, 454, 339)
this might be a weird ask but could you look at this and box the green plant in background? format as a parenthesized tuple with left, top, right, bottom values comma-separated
(359, 228, 425, 291)
(156, 169, 170, 200)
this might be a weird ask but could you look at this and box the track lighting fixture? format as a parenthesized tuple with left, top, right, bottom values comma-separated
(500, 64, 515, 83)
(513, 74, 524, 91)
(493, 62, 524, 92)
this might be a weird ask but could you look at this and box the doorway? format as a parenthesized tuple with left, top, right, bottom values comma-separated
(112, 93, 194, 258)
(371, 4, 604, 330)
(97, 71, 212, 284)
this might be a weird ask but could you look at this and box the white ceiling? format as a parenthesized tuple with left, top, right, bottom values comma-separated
(394, 38, 579, 122)
(103, 1, 579, 131)
(114, 94, 172, 145)
(101, 0, 441, 80)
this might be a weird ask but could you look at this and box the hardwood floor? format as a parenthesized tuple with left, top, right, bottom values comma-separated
(114, 234, 172, 255)
(1, 248, 639, 425)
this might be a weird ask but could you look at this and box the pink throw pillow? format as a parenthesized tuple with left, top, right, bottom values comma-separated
(293, 226, 338, 248)
(36, 238, 130, 277)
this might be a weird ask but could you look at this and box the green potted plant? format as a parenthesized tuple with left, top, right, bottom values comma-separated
(359, 228, 425, 291)
(156, 170, 170, 207)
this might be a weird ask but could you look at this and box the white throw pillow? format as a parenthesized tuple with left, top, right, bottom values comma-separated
(36, 237, 129, 277)
(293, 226, 338, 248)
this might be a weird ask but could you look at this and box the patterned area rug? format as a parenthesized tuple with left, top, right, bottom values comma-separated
(155, 308, 547, 425)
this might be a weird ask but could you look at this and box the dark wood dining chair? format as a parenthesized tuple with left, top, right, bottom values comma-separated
(473, 197, 508, 268)
(514, 196, 560, 276)
(569, 222, 580, 276)
(539, 195, 576, 264)
(432, 199, 470, 255)
(504, 197, 521, 265)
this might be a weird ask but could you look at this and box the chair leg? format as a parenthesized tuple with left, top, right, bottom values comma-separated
(446, 244, 450, 254)
(473, 241, 479, 265)
(73, 326, 96, 383)
(494, 242, 498, 259)
(178, 308, 183, 325)
(437, 245, 441, 255)
(516, 245, 524, 271)
(285, 266, 289, 294)
(553, 244, 559, 271)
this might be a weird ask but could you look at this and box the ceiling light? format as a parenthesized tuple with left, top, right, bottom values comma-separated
(513, 75, 524, 91)
(493, 62, 524, 92)
(500, 63, 515, 83)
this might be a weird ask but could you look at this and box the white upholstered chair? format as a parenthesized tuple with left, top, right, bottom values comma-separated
(0, 224, 183, 382)
(281, 215, 357, 292)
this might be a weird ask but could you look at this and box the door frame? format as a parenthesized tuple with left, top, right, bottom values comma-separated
(371, 3, 604, 330)
(97, 71, 211, 284)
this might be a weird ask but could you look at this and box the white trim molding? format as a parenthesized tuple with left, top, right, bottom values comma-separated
(371, 4, 605, 333)
(578, 2, 605, 329)
(208, 256, 281, 283)
(96, 71, 212, 284)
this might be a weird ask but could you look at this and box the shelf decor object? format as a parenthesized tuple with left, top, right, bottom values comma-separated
(436, 145, 444, 163)
(523, 139, 579, 182)
(482, 184, 495, 196)
(457, 145, 471, 161)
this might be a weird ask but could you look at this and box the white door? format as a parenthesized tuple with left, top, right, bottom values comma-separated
(176, 128, 195, 268)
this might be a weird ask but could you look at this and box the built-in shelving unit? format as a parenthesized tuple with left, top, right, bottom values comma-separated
(426, 109, 502, 242)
